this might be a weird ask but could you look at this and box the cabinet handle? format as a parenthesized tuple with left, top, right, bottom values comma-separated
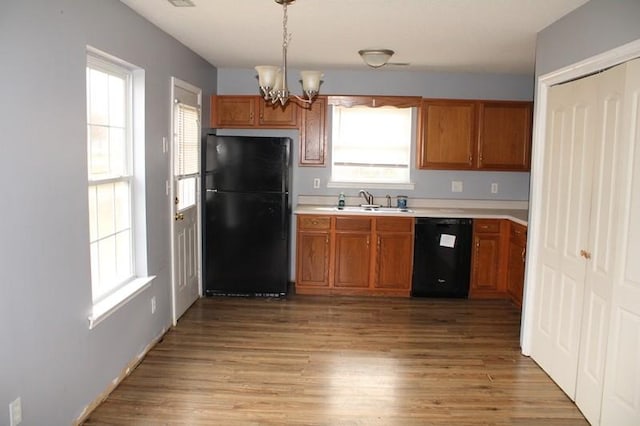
(367, 236, 370, 246)
(377, 236, 381, 248)
(250, 112, 254, 120)
(521, 247, 526, 262)
(325, 235, 329, 244)
(580, 249, 592, 260)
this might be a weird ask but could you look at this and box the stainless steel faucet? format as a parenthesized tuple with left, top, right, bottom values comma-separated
(386, 194, 392, 208)
(359, 190, 374, 205)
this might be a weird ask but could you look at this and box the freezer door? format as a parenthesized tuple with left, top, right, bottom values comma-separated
(203, 191, 289, 295)
(204, 135, 290, 193)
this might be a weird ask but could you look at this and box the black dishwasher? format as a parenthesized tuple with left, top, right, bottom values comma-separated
(412, 218, 472, 298)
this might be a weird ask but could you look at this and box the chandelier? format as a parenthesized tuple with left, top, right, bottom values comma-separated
(255, 0, 323, 106)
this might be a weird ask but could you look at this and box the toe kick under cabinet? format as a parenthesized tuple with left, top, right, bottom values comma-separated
(295, 215, 414, 296)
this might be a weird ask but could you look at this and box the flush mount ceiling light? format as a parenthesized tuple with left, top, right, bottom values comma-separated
(167, 0, 195, 6)
(255, 0, 323, 106)
(359, 49, 395, 68)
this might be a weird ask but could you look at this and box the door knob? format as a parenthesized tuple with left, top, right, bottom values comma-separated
(175, 212, 184, 221)
(580, 249, 592, 260)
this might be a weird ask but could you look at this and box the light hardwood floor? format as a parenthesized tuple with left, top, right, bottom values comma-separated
(84, 296, 587, 425)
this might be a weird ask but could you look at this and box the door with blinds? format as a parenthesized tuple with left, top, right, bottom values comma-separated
(171, 78, 201, 324)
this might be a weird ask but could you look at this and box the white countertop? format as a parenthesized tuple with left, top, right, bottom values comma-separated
(294, 204, 528, 226)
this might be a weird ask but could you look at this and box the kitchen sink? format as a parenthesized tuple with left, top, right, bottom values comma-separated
(335, 206, 413, 213)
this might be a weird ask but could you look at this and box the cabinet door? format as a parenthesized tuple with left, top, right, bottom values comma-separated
(375, 233, 413, 290)
(296, 231, 330, 288)
(211, 96, 256, 128)
(334, 232, 371, 288)
(258, 99, 298, 127)
(334, 217, 371, 289)
(477, 101, 532, 170)
(299, 96, 327, 166)
(506, 224, 526, 308)
(418, 99, 476, 169)
(469, 219, 505, 298)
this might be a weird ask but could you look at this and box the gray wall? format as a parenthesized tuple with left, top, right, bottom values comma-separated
(536, 0, 640, 77)
(218, 68, 534, 203)
(0, 1, 216, 424)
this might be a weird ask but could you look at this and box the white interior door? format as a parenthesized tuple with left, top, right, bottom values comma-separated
(574, 61, 626, 425)
(530, 74, 596, 398)
(171, 78, 201, 324)
(600, 57, 640, 426)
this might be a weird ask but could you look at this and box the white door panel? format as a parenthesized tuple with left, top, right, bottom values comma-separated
(575, 63, 626, 425)
(601, 58, 640, 426)
(531, 76, 596, 398)
(171, 79, 202, 325)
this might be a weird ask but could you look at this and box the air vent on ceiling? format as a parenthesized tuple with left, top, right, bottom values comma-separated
(168, 0, 195, 7)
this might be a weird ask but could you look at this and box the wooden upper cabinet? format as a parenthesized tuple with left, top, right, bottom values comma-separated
(417, 99, 533, 171)
(210, 95, 298, 128)
(258, 99, 298, 127)
(299, 96, 327, 166)
(418, 99, 476, 169)
(477, 101, 532, 170)
(211, 95, 256, 127)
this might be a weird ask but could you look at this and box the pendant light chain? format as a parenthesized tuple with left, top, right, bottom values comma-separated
(254, 0, 323, 106)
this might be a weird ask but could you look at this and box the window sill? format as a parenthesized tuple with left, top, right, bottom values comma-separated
(88, 276, 156, 329)
(327, 181, 415, 191)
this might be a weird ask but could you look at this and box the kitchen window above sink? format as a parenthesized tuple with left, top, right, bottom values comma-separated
(329, 97, 417, 189)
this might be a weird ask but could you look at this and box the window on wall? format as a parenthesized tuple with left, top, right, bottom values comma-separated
(330, 104, 413, 187)
(86, 50, 150, 324)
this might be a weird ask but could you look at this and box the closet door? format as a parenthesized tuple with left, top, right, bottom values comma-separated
(575, 62, 627, 425)
(530, 74, 597, 398)
(601, 58, 640, 425)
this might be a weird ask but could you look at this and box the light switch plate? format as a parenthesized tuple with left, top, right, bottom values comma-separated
(10, 397, 22, 426)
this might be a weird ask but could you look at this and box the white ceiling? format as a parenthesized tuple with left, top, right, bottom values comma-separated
(120, 0, 588, 74)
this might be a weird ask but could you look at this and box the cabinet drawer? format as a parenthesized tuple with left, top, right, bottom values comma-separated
(298, 216, 331, 230)
(376, 217, 413, 232)
(474, 219, 501, 233)
(335, 217, 371, 231)
(510, 222, 527, 244)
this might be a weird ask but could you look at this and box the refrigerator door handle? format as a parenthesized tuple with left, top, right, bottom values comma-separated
(281, 194, 287, 240)
(206, 189, 218, 193)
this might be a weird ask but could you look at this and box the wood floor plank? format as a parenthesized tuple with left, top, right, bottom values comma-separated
(83, 296, 587, 425)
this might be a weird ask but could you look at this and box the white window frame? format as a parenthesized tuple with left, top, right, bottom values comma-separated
(328, 103, 415, 190)
(86, 48, 154, 329)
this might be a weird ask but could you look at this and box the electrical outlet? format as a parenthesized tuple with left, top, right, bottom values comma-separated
(313, 178, 320, 189)
(9, 397, 22, 426)
(491, 183, 499, 194)
(151, 296, 156, 314)
(451, 181, 463, 193)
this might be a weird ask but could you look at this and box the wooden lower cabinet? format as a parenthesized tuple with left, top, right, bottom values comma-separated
(296, 216, 331, 290)
(506, 222, 527, 308)
(469, 219, 508, 299)
(469, 219, 527, 306)
(295, 215, 414, 296)
(374, 218, 414, 291)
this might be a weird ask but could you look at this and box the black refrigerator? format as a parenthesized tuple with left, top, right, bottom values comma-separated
(202, 132, 291, 296)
